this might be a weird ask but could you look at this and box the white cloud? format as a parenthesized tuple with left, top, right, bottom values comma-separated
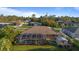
(0, 7, 41, 17)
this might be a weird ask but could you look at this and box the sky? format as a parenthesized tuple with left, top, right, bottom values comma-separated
(0, 7, 79, 17)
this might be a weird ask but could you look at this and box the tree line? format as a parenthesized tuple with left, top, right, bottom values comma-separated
(0, 14, 79, 28)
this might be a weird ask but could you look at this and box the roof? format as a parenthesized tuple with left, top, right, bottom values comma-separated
(56, 37, 68, 41)
(64, 21, 73, 24)
(25, 19, 31, 22)
(22, 26, 57, 35)
(0, 23, 11, 25)
(64, 21, 79, 25)
(30, 22, 42, 24)
(63, 27, 79, 34)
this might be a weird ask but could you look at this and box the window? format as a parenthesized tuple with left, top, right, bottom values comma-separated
(25, 40, 33, 44)
(22, 34, 26, 39)
(39, 34, 42, 38)
(27, 34, 30, 38)
(32, 34, 36, 38)
(23, 34, 26, 37)
(37, 34, 42, 38)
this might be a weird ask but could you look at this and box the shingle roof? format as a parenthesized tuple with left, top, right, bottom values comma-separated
(22, 26, 57, 35)
(64, 27, 79, 34)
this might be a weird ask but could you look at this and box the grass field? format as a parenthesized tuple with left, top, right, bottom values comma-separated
(53, 28, 62, 32)
(12, 45, 68, 51)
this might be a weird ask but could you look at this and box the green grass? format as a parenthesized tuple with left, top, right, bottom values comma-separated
(20, 24, 32, 28)
(53, 28, 62, 32)
(12, 45, 68, 51)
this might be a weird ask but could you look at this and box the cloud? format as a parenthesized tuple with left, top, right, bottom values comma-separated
(0, 7, 41, 17)
(0, 7, 78, 17)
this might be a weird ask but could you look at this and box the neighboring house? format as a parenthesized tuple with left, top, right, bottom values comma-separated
(64, 21, 73, 26)
(11, 20, 24, 27)
(64, 21, 79, 27)
(25, 19, 31, 23)
(62, 27, 79, 40)
(72, 21, 79, 27)
(16, 26, 58, 45)
(56, 17, 64, 24)
(23, 19, 32, 25)
(56, 18, 79, 27)
(56, 36, 68, 46)
(29, 22, 42, 26)
(0, 23, 11, 28)
(56, 18, 64, 27)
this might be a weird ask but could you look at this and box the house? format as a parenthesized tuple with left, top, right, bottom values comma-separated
(64, 21, 73, 26)
(0, 23, 11, 28)
(25, 19, 31, 23)
(16, 26, 58, 45)
(29, 22, 42, 26)
(56, 36, 68, 46)
(63, 21, 79, 27)
(24, 19, 31, 25)
(56, 18, 64, 27)
(56, 18, 79, 27)
(11, 20, 24, 27)
(72, 21, 79, 27)
(62, 27, 79, 40)
(56, 17, 64, 24)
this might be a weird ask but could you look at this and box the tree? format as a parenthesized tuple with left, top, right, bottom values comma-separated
(0, 38, 12, 51)
(31, 14, 38, 22)
(0, 29, 6, 39)
(0, 26, 22, 50)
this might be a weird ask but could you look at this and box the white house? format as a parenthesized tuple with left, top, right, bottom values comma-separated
(0, 23, 11, 28)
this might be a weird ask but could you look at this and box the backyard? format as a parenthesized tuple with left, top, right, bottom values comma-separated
(12, 45, 69, 51)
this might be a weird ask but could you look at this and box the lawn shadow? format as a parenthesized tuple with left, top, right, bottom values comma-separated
(28, 48, 52, 51)
(27, 46, 68, 51)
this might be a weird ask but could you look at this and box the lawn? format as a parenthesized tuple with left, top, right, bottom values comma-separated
(12, 45, 68, 51)
(53, 28, 62, 32)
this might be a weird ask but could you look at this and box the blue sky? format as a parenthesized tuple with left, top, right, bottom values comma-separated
(0, 7, 79, 17)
